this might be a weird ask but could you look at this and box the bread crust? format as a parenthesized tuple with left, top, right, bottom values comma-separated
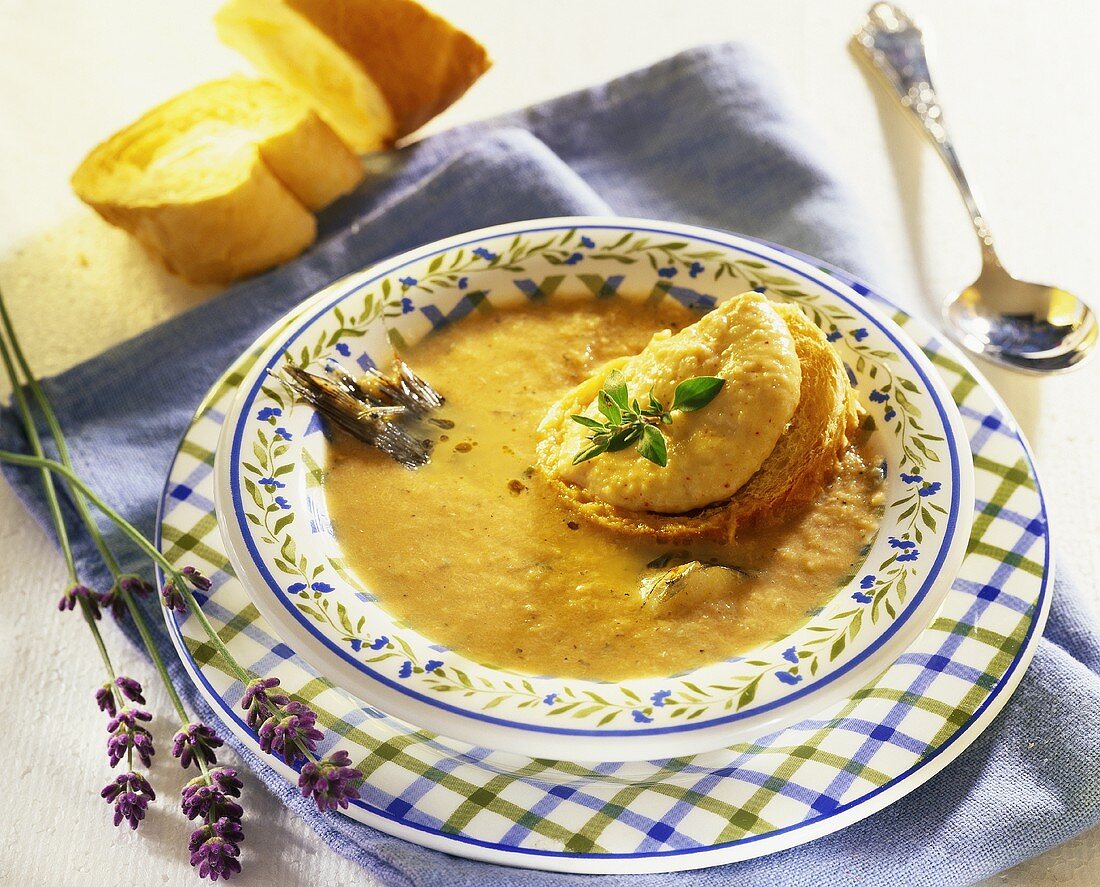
(70, 77, 363, 283)
(538, 300, 862, 542)
(216, 0, 490, 149)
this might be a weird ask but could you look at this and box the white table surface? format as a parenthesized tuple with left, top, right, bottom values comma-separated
(0, 1, 1096, 884)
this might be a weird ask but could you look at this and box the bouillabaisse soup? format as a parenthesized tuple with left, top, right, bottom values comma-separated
(324, 298, 884, 681)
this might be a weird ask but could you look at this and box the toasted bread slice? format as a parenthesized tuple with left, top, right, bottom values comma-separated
(725, 303, 862, 530)
(71, 77, 364, 283)
(538, 299, 861, 543)
(215, 0, 491, 151)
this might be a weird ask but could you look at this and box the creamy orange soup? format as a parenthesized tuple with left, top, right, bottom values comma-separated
(325, 299, 884, 680)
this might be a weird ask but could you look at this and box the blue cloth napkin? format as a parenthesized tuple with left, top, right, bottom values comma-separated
(2, 44, 1097, 887)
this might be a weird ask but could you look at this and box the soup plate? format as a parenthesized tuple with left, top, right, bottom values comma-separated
(213, 217, 973, 761)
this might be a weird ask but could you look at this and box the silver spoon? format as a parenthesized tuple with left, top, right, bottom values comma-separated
(853, 2, 1097, 374)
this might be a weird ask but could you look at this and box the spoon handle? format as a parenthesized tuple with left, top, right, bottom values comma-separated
(853, 3, 1000, 264)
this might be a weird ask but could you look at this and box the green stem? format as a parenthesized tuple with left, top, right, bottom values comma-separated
(0, 297, 122, 576)
(0, 335, 76, 579)
(121, 588, 190, 724)
(80, 597, 117, 680)
(0, 448, 253, 685)
(0, 329, 124, 690)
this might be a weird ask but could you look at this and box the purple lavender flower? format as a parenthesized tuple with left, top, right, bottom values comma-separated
(209, 767, 243, 798)
(240, 677, 289, 730)
(181, 768, 244, 821)
(189, 817, 244, 881)
(58, 583, 100, 619)
(258, 700, 324, 765)
(98, 584, 127, 621)
(161, 579, 187, 615)
(119, 574, 154, 597)
(101, 772, 155, 830)
(107, 708, 155, 767)
(180, 782, 244, 823)
(182, 566, 213, 591)
(173, 723, 224, 770)
(115, 676, 145, 704)
(107, 708, 153, 732)
(298, 749, 363, 813)
(95, 682, 117, 717)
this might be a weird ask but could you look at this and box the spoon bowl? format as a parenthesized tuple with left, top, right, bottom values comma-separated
(944, 263, 1098, 374)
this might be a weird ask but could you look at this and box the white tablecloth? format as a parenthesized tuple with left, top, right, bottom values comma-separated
(0, 1, 1096, 884)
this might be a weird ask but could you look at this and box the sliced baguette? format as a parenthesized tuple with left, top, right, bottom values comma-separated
(539, 300, 862, 543)
(215, 0, 491, 152)
(71, 76, 364, 283)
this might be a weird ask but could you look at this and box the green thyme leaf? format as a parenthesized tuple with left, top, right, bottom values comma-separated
(637, 425, 668, 467)
(671, 376, 725, 412)
(570, 414, 605, 429)
(597, 389, 622, 424)
(606, 424, 643, 452)
(572, 441, 608, 464)
(603, 369, 630, 410)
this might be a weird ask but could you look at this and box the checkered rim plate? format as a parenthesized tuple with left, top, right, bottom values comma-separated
(157, 255, 1050, 874)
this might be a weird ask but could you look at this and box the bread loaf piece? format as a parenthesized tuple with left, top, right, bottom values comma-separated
(215, 0, 491, 151)
(71, 77, 364, 283)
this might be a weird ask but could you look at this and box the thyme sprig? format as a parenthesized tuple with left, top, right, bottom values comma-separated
(571, 369, 724, 468)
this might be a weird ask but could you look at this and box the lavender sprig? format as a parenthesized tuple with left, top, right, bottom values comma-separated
(0, 291, 230, 875)
(0, 287, 364, 880)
